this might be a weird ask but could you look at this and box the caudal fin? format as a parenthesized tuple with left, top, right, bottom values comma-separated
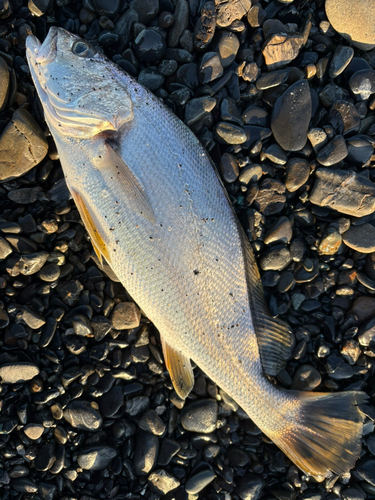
(270, 390, 371, 480)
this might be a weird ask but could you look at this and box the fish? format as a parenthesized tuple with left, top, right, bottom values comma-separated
(26, 27, 371, 480)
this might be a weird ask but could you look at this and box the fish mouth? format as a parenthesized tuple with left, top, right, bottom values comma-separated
(26, 26, 58, 66)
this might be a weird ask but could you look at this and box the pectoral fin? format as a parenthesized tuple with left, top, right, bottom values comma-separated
(162, 339, 194, 399)
(101, 142, 156, 225)
(71, 189, 110, 265)
(239, 224, 295, 376)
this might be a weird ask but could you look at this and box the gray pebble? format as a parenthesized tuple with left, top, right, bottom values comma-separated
(199, 51, 224, 83)
(134, 28, 166, 62)
(181, 399, 218, 433)
(219, 152, 239, 183)
(329, 101, 360, 136)
(138, 68, 164, 91)
(256, 69, 289, 90)
(184, 96, 216, 126)
(329, 45, 354, 78)
(63, 401, 103, 431)
(78, 446, 117, 470)
(285, 158, 310, 192)
(215, 122, 246, 144)
(38, 263, 60, 282)
(168, 0, 189, 48)
(185, 469, 216, 494)
(343, 224, 375, 253)
(134, 431, 159, 475)
(291, 365, 322, 390)
(129, 0, 159, 24)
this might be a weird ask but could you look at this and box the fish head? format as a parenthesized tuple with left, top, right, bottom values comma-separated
(26, 27, 134, 138)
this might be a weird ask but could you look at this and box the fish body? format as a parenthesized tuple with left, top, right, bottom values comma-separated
(26, 27, 370, 480)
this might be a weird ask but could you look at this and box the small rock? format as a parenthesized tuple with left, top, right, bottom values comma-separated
(129, 0, 158, 24)
(256, 69, 289, 90)
(134, 432, 159, 475)
(291, 365, 322, 390)
(215, 122, 247, 144)
(216, 0, 251, 28)
(326, 0, 375, 50)
(185, 469, 216, 494)
(199, 51, 224, 83)
(343, 224, 375, 253)
(236, 474, 265, 500)
(168, 0, 189, 48)
(0, 362, 39, 384)
(34, 442, 56, 471)
(219, 152, 239, 183)
(28, 0, 52, 16)
(18, 252, 49, 275)
(134, 29, 166, 62)
(194, 1, 216, 50)
(221, 96, 243, 125)
(78, 446, 117, 470)
(158, 438, 180, 466)
(22, 306, 45, 329)
(38, 263, 60, 282)
(329, 45, 354, 78)
(285, 158, 310, 192)
(181, 399, 218, 433)
(260, 246, 291, 271)
(329, 101, 360, 136)
(0, 56, 9, 112)
(271, 80, 312, 151)
(318, 228, 342, 255)
(0, 237, 12, 259)
(138, 409, 166, 435)
(148, 469, 180, 495)
(0, 108, 48, 181)
(138, 68, 164, 91)
(264, 217, 293, 245)
(216, 31, 239, 68)
(350, 69, 375, 100)
(185, 96, 216, 126)
(99, 385, 123, 417)
(254, 179, 286, 215)
(357, 459, 375, 485)
(11, 478, 38, 493)
(24, 423, 44, 440)
(308, 128, 328, 153)
(347, 136, 374, 166)
(63, 401, 103, 431)
(111, 302, 141, 329)
(309, 168, 375, 217)
(93, 0, 120, 16)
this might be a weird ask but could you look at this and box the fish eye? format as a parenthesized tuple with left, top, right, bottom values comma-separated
(72, 40, 96, 58)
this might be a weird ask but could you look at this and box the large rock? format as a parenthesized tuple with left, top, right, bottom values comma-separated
(215, 0, 251, 27)
(0, 108, 48, 181)
(310, 168, 375, 217)
(271, 80, 311, 151)
(0, 57, 9, 112)
(326, 0, 375, 51)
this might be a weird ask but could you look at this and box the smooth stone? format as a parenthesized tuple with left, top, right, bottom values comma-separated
(347, 136, 374, 166)
(260, 246, 291, 271)
(34, 443, 56, 471)
(256, 69, 289, 90)
(319, 82, 349, 108)
(341, 339, 361, 365)
(239, 164, 262, 185)
(124, 396, 150, 416)
(308, 128, 328, 152)
(216, 0, 251, 27)
(271, 80, 312, 151)
(194, 1, 216, 50)
(158, 438, 181, 466)
(148, 469, 180, 495)
(216, 31, 239, 68)
(168, 0, 189, 48)
(285, 158, 310, 192)
(22, 306, 45, 329)
(226, 446, 249, 467)
(350, 296, 375, 323)
(316, 135, 348, 166)
(111, 302, 141, 329)
(185, 469, 216, 494)
(185, 96, 216, 126)
(0, 362, 39, 384)
(93, 0, 119, 15)
(291, 365, 322, 390)
(247, 4, 266, 27)
(357, 459, 375, 485)
(181, 399, 218, 433)
(134, 432, 159, 475)
(219, 152, 239, 183)
(349, 69, 375, 99)
(138, 409, 166, 436)
(318, 228, 342, 255)
(263, 144, 288, 165)
(199, 51, 223, 83)
(220, 96, 243, 125)
(264, 217, 293, 245)
(0, 308, 9, 329)
(325, 354, 353, 380)
(11, 478, 38, 493)
(63, 401, 103, 431)
(129, 0, 158, 24)
(134, 29, 166, 62)
(99, 385, 123, 417)
(78, 446, 117, 470)
(215, 122, 246, 144)
(0, 108, 48, 181)
(0, 237, 12, 259)
(18, 252, 49, 275)
(310, 168, 375, 217)
(243, 126, 272, 148)
(0, 56, 9, 111)
(329, 101, 360, 136)
(343, 224, 375, 253)
(28, 0, 51, 16)
(138, 68, 164, 91)
(242, 106, 268, 127)
(326, 0, 375, 50)
(237, 474, 265, 500)
(253, 179, 286, 215)
(5, 235, 37, 254)
(23, 423, 44, 440)
(329, 45, 354, 78)
(38, 263, 60, 282)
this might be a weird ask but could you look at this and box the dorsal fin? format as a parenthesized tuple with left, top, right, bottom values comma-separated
(162, 339, 194, 399)
(239, 224, 295, 376)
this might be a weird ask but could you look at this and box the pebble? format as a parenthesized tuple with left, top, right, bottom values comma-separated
(316, 135, 348, 166)
(342, 224, 375, 253)
(219, 152, 239, 183)
(215, 122, 247, 144)
(181, 399, 218, 433)
(254, 179, 286, 215)
(271, 80, 312, 151)
(77, 446, 117, 470)
(0, 362, 39, 384)
(185, 469, 216, 494)
(264, 217, 293, 245)
(291, 365, 322, 390)
(0, 237, 12, 259)
(329, 45, 354, 78)
(63, 401, 103, 431)
(216, 31, 239, 68)
(130, 0, 159, 24)
(23, 423, 44, 440)
(318, 228, 342, 255)
(138, 409, 166, 435)
(111, 302, 141, 329)
(357, 459, 375, 486)
(309, 168, 375, 217)
(237, 474, 265, 500)
(18, 252, 49, 275)
(262, 23, 310, 70)
(11, 478, 38, 493)
(199, 51, 224, 83)
(326, 0, 375, 50)
(329, 101, 360, 136)
(134, 432, 159, 475)
(168, 0, 189, 48)
(184, 96, 216, 126)
(0, 56, 9, 112)
(347, 136, 373, 166)
(285, 158, 310, 192)
(22, 306, 45, 329)
(0, 108, 48, 181)
(38, 263, 60, 282)
(148, 469, 180, 495)
(216, 0, 251, 27)
(256, 70, 289, 90)
(194, 1, 216, 50)
(99, 385, 123, 417)
(34, 442, 56, 471)
(134, 29, 166, 61)
(260, 246, 292, 271)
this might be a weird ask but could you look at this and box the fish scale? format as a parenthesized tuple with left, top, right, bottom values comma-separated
(26, 26, 371, 480)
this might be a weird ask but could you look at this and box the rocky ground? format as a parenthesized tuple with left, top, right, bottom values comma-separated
(0, 0, 375, 499)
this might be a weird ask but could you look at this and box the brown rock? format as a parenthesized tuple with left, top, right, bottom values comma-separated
(326, 0, 375, 51)
(0, 108, 48, 181)
(111, 302, 141, 330)
(194, 1, 216, 50)
(215, 0, 251, 28)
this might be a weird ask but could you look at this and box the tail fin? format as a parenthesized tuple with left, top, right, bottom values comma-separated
(270, 391, 370, 480)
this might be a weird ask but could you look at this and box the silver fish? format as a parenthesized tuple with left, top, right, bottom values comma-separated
(26, 27, 370, 480)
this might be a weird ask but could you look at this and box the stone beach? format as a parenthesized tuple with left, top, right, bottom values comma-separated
(0, 0, 375, 499)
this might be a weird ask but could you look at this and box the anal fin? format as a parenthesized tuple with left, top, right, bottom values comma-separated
(239, 224, 295, 376)
(71, 189, 110, 265)
(162, 339, 194, 399)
